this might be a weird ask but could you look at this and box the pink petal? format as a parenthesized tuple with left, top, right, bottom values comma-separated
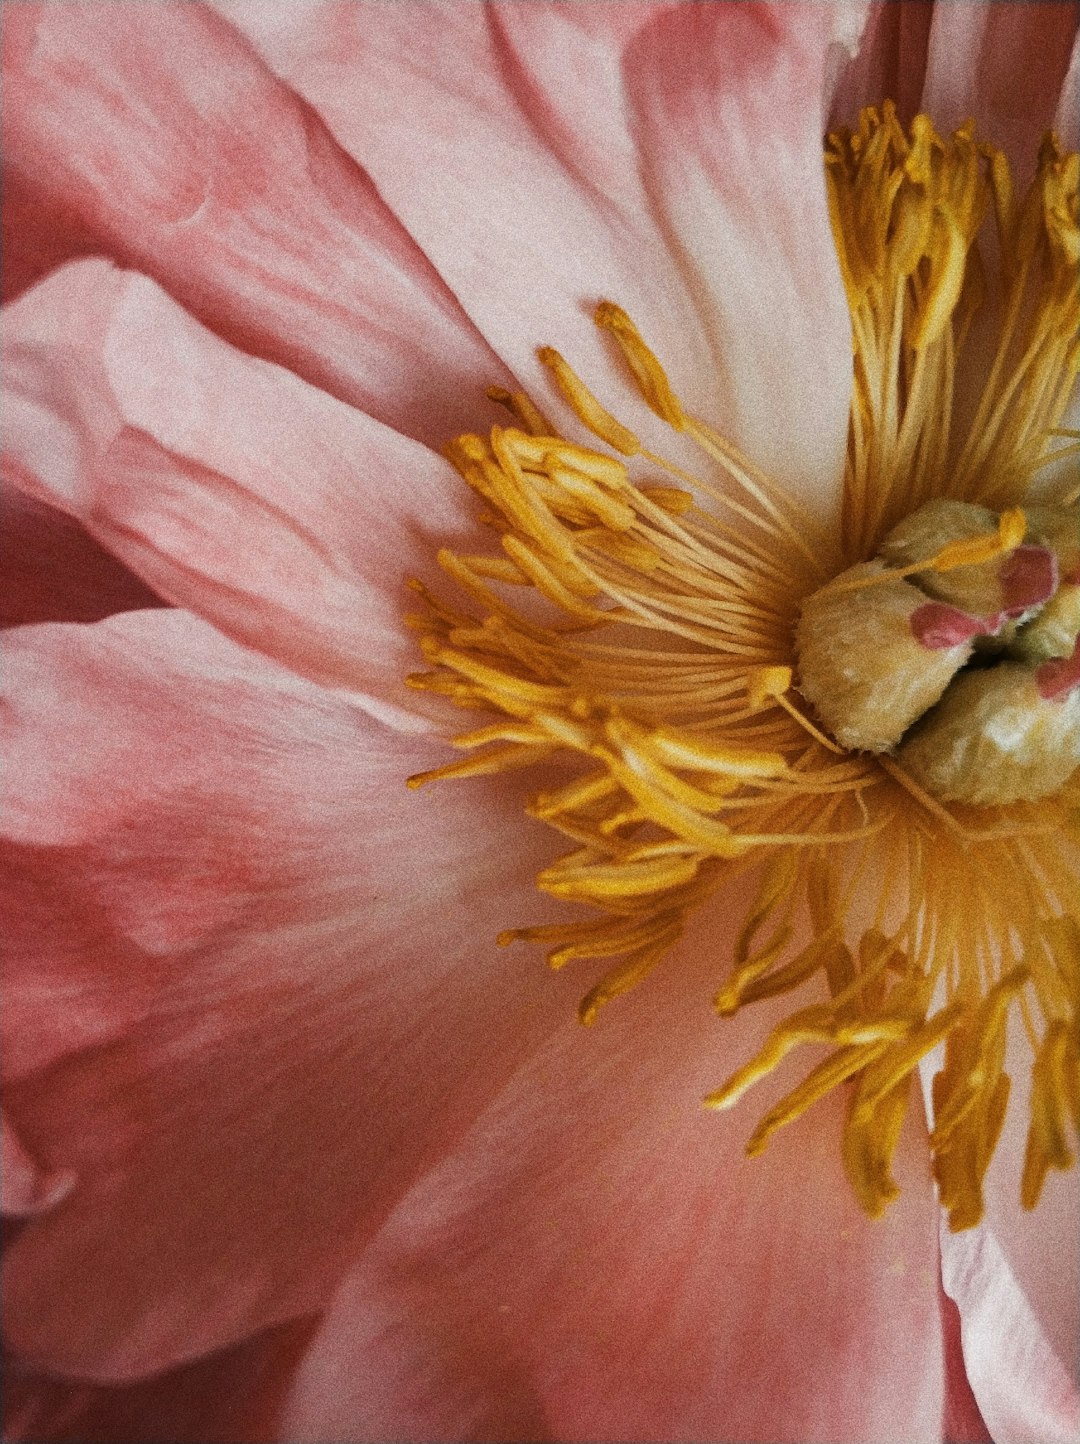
(210, 0, 714, 428)
(276, 914, 944, 1444)
(2, 608, 580, 1379)
(2, 0, 507, 447)
(3, 259, 477, 713)
(940, 1289, 993, 1444)
(213, 1, 852, 513)
(4, 1318, 316, 1444)
(941, 1223, 1080, 1444)
(2, 1112, 75, 1218)
(920, 1, 1078, 180)
(0, 168, 98, 305)
(1056, 30, 1080, 152)
(0, 467, 160, 628)
(940, 1007, 1080, 1444)
(621, 3, 860, 515)
(829, 1, 934, 128)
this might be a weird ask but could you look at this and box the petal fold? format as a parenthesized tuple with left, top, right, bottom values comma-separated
(622, 3, 859, 515)
(2, 609, 575, 1378)
(278, 911, 943, 1444)
(2, 0, 507, 446)
(3, 259, 478, 713)
(941, 1222, 1080, 1444)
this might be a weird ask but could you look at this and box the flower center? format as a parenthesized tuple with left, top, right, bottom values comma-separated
(408, 106, 1080, 1230)
(795, 496, 1080, 804)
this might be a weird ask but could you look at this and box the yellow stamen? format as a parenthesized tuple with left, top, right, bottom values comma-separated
(408, 106, 1079, 1229)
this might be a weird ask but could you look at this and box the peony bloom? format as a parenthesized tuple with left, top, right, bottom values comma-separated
(1, 3, 1077, 1442)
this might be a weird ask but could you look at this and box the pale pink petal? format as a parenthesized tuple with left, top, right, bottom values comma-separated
(3, 259, 478, 714)
(277, 911, 944, 1444)
(1056, 29, 1080, 152)
(0, 468, 160, 628)
(829, 0, 934, 128)
(920, 1, 1078, 180)
(938, 1004, 1079, 1443)
(2, 609, 580, 1378)
(622, 3, 859, 515)
(210, 0, 716, 450)
(941, 1289, 994, 1444)
(2, 1112, 75, 1218)
(2, 0, 507, 447)
(941, 1223, 1080, 1444)
(4, 1318, 315, 1444)
(213, 1, 855, 514)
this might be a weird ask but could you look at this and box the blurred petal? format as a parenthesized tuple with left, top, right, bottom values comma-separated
(2, 1112, 75, 1219)
(4, 1318, 316, 1444)
(2, 0, 507, 446)
(278, 915, 943, 1444)
(920, 0, 1079, 181)
(1056, 29, 1080, 152)
(1, 609, 579, 1378)
(2, 259, 477, 715)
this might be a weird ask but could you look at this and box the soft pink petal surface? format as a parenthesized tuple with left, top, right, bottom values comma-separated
(2, 260, 479, 716)
(213, 0, 857, 516)
(940, 1288, 993, 1444)
(2, 0, 508, 448)
(275, 920, 944, 1444)
(939, 1013, 1079, 1444)
(942, 1223, 1080, 1444)
(1, 609, 585, 1378)
(4, 1319, 316, 1444)
(920, 1, 1079, 180)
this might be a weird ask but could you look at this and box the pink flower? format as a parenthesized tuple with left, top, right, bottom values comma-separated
(2, 3, 1077, 1442)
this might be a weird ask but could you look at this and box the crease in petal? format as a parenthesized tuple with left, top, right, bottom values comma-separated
(2, 258, 484, 719)
(278, 904, 943, 1444)
(941, 1221, 1080, 1444)
(1, 1112, 76, 1219)
(2, 0, 509, 446)
(1, 608, 580, 1379)
(622, 3, 858, 517)
(0, 466, 162, 628)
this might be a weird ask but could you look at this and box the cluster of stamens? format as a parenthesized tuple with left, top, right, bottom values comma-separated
(408, 105, 1080, 1228)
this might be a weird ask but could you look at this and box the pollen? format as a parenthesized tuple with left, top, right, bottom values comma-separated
(409, 106, 1080, 1230)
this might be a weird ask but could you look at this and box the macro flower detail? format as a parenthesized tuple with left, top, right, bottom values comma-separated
(4, 3, 1080, 1441)
(410, 106, 1080, 1231)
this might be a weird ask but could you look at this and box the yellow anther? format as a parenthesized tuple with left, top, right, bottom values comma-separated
(747, 665, 794, 710)
(486, 385, 553, 437)
(928, 505, 1026, 572)
(594, 301, 687, 430)
(637, 484, 694, 515)
(537, 346, 640, 455)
